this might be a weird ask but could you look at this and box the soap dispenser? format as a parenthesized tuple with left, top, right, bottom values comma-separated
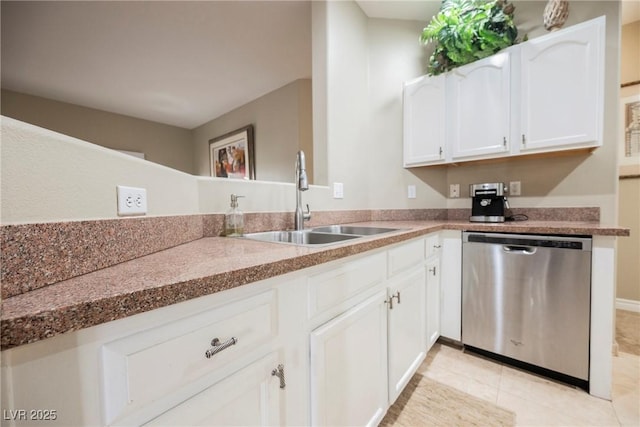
(224, 194, 244, 236)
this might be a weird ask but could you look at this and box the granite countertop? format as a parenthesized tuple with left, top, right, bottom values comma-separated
(0, 220, 629, 350)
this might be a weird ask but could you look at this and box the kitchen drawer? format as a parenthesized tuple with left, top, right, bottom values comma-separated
(308, 252, 386, 321)
(388, 238, 425, 277)
(101, 290, 278, 425)
(425, 233, 442, 259)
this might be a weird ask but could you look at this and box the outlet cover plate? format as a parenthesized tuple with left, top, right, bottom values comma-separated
(449, 184, 460, 198)
(117, 185, 147, 216)
(509, 181, 521, 196)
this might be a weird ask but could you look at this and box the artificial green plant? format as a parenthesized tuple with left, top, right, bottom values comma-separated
(420, 0, 519, 75)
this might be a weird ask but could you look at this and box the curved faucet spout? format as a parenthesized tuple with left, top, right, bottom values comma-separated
(295, 150, 311, 230)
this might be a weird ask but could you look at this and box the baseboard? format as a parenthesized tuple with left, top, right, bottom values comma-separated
(616, 298, 640, 313)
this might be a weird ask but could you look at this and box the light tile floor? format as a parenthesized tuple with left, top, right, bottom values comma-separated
(415, 337, 639, 426)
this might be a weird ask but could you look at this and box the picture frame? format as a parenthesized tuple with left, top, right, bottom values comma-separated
(620, 94, 640, 168)
(209, 125, 255, 179)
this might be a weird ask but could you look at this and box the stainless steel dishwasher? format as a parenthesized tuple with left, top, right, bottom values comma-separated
(462, 232, 592, 387)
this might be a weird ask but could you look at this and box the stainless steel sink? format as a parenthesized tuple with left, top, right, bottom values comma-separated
(311, 225, 401, 236)
(242, 230, 361, 246)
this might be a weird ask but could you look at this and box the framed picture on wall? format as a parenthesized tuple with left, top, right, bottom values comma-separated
(621, 95, 640, 164)
(209, 125, 255, 180)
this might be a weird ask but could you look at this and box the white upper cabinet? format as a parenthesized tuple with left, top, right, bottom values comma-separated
(403, 74, 446, 166)
(448, 51, 511, 160)
(402, 16, 605, 167)
(518, 16, 605, 153)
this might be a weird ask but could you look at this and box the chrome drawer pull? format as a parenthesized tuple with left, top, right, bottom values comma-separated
(205, 337, 238, 359)
(272, 364, 286, 389)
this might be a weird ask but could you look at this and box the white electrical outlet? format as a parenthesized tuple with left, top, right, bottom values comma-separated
(333, 182, 344, 199)
(117, 185, 147, 216)
(407, 185, 416, 199)
(449, 184, 460, 198)
(509, 181, 522, 196)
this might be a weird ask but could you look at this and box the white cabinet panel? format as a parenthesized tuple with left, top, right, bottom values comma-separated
(448, 52, 511, 160)
(425, 233, 442, 259)
(144, 352, 282, 427)
(403, 75, 447, 166)
(440, 230, 462, 341)
(426, 258, 441, 351)
(308, 252, 386, 322)
(310, 291, 388, 427)
(519, 16, 605, 153)
(388, 238, 425, 277)
(101, 290, 278, 425)
(387, 267, 427, 404)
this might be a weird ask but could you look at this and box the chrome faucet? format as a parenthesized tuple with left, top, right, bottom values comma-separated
(295, 150, 311, 230)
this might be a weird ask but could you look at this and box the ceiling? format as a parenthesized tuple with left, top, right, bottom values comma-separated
(2, 1, 638, 130)
(1, 1, 312, 129)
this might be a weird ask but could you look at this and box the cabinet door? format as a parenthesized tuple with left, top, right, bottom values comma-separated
(448, 52, 511, 160)
(144, 352, 283, 426)
(387, 267, 427, 404)
(310, 291, 388, 427)
(403, 75, 446, 166)
(440, 230, 462, 341)
(519, 16, 605, 153)
(426, 258, 441, 351)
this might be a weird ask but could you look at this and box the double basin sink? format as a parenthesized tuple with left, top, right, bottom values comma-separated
(241, 225, 401, 247)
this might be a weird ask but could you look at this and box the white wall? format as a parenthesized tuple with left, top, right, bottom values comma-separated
(1, 117, 199, 224)
(367, 18, 448, 208)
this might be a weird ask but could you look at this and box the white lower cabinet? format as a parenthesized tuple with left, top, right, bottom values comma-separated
(310, 291, 389, 427)
(425, 257, 441, 351)
(440, 230, 462, 341)
(144, 352, 283, 426)
(0, 234, 453, 427)
(309, 238, 431, 426)
(387, 267, 427, 404)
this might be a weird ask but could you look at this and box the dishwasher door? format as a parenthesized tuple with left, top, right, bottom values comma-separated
(462, 232, 592, 381)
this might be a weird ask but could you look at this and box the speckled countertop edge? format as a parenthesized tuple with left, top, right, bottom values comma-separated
(0, 220, 629, 350)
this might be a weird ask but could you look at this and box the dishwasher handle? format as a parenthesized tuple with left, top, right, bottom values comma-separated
(503, 245, 537, 255)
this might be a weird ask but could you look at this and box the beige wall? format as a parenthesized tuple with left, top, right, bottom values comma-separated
(0, 90, 195, 174)
(617, 19, 640, 303)
(446, 1, 620, 226)
(192, 79, 314, 183)
(621, 21, 639, 86)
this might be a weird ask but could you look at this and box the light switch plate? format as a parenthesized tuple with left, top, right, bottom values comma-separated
(117, 185, 147, 216)
(407, 185, 416, 199)
(333, 182, 344, 199)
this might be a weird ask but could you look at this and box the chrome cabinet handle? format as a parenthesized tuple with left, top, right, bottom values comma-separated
(522, 134, 526, 146)
(429, 266, 437, 275)
(205, 337, 238, 359)
(433, 244, 441, 249)
(272, 364, 286, 389)
(386, 291, 401, 309)
(385, 297, 394, 310)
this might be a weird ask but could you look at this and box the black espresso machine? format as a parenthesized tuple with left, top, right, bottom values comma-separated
(469, 183, 509, 223)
